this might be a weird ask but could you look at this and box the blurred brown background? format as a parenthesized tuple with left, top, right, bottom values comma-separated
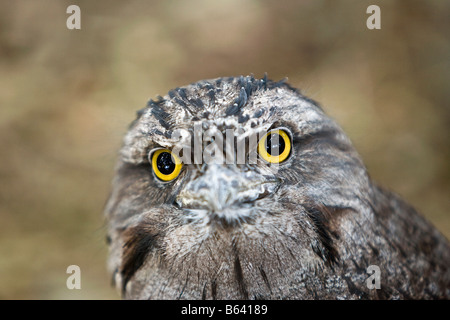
(0, 0, 449, 299)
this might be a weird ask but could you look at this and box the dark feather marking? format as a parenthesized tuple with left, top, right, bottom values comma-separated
(236, 75, 246, 88)
(259, 266, 272, 293)
(164, 130, 173, 138)
(149, 99, 171, 129)
(303, 204, 352, 266)
(120, 223, 160, 296)
(234, 255, 249, 299)
(177, 271, 190, 299)
(202, 111, 210, 119)
(189, 97, 204, 109)
(168, 87, 203, 114)
(237, 87, 247, 109)
(207, 89, 216, 104)
(176, 87, 188, 100)
(174, 97, 187, 108)
(245, 78, 258, 97)
(376, 285, 395, 299)
(201, 281, 208, 300)
(238, 114, 250, 123)
(262, 73, 268, 90)
(225, 86, 250, 116)
(226, 76, 235, 83)
(342, 275, 369, 298)
(253, 108, 265, 118)
(232, 242, 249, 299)
(225, 103, 240, 116)
(237, 75, 259, 98)
(174, 88, 198, 114)
(211, 279, 217, 300)
(351, 258, 367, 274)
(268, 106, 277, 117)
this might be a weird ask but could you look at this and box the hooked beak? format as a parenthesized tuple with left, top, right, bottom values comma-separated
(175, 164, 280, 222)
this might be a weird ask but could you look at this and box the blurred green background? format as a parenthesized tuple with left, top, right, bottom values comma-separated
(0, 0, 449, 299)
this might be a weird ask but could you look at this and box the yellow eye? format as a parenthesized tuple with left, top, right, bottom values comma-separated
(151, 149, 183, 181)
(258, 129, 291, 163)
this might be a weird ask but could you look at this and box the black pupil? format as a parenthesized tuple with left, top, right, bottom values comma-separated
(156, 152, 175, 175)
(266, 133, 285, 156)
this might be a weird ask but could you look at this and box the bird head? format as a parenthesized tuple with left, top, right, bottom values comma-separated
(105, 75, 371, 299)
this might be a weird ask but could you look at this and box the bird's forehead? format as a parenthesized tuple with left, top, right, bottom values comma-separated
(120, 76, 324, 164)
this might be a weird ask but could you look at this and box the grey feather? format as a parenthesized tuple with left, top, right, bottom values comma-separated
(105, 75, 450, 299)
